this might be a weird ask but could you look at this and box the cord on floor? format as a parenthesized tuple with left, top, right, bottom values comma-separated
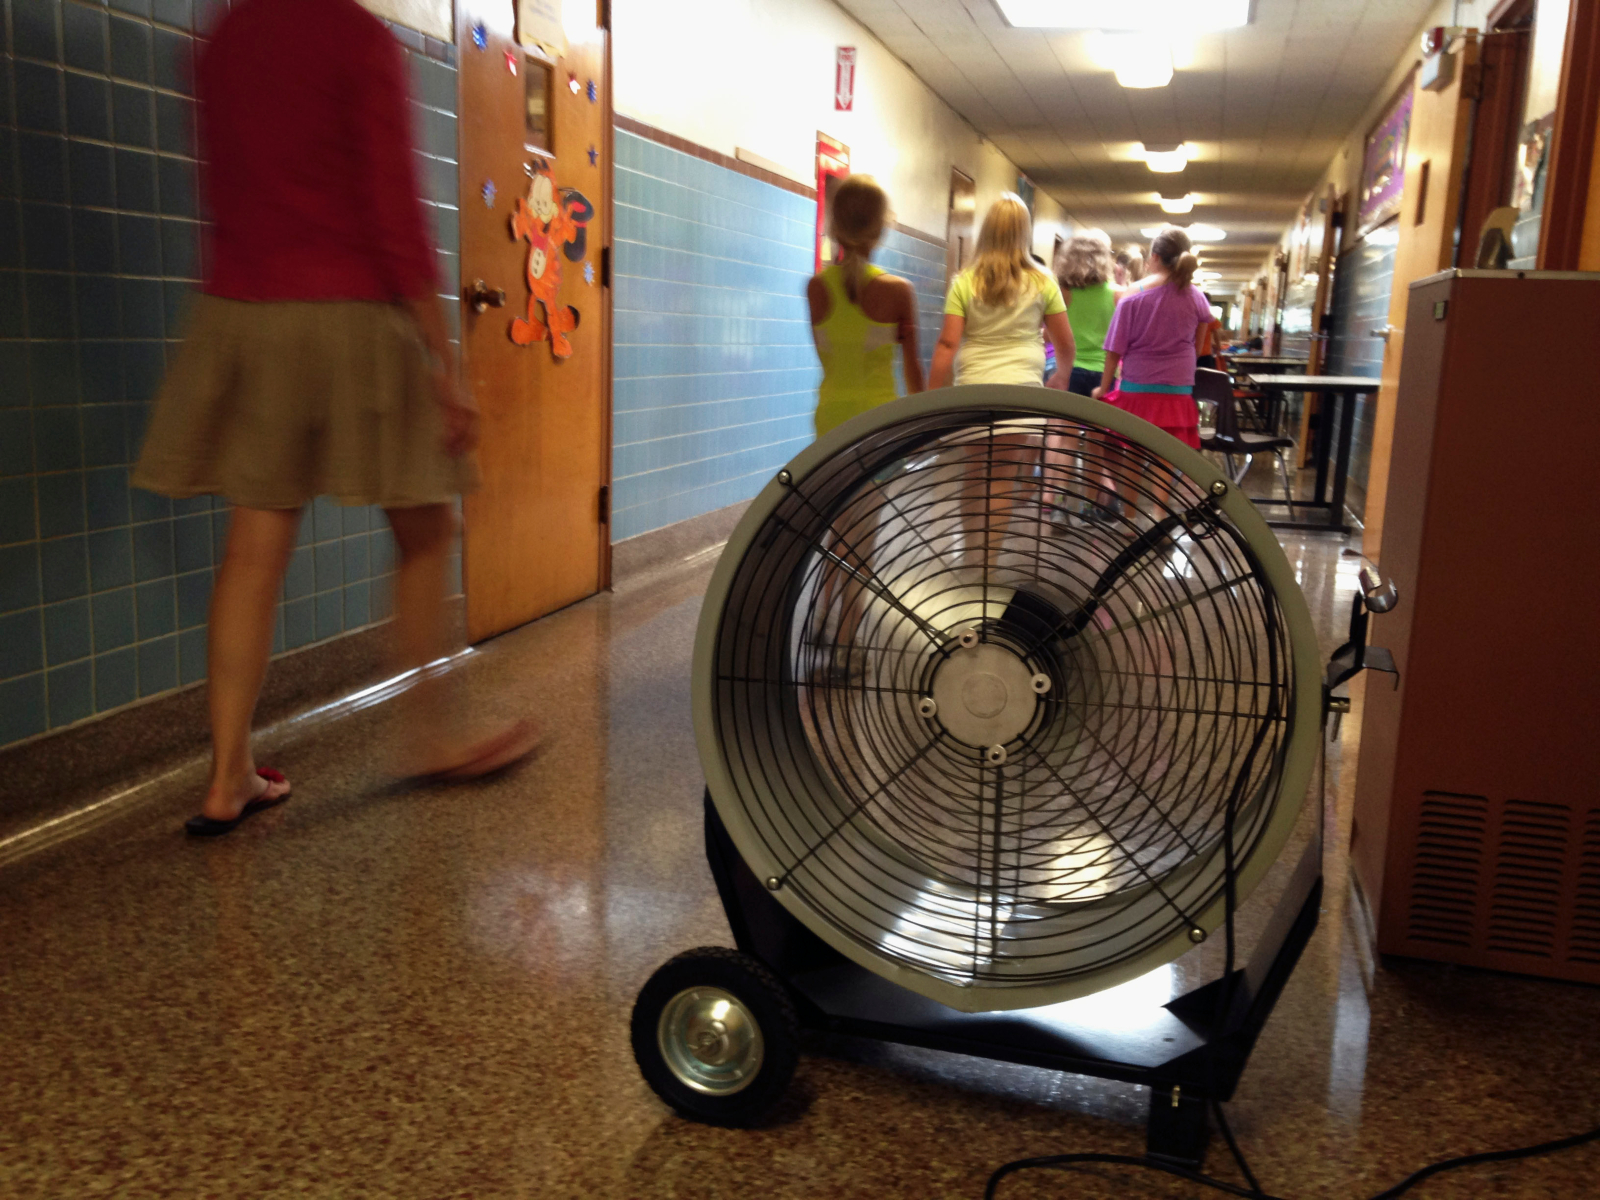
(983, 1110, 1600, 1200)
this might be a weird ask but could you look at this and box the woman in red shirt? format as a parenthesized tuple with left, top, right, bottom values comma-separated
(135, 0, 534, 834)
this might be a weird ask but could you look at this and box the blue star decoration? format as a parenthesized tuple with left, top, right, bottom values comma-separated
(586, 79, 598, 103)
(471, 22, 486, 49)
(584, 261, 595, 286)
(481, 180, 496, 208)
(587, 144, 598, 166)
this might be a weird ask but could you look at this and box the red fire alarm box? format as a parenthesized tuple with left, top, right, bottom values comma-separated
(815, 132, 850, 273)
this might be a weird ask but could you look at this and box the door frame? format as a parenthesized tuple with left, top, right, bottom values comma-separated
(945, 167, 977, 287)
(598, 0, 615, 589)
(452, 0, 616, 632)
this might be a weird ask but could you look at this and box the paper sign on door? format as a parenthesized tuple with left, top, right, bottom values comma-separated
(519, 0, 566, 58)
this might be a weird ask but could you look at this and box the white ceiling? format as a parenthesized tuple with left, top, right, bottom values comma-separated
(834, 0, 1437, 283)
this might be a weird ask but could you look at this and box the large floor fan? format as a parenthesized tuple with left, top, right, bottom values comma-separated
(632, 385, 1371, 1164)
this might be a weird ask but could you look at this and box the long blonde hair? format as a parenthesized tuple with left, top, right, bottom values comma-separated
(970, 194, 1046, 308)
(1055, 229, 1113, 291)
(1148, 225, 1200, 290)
(829, 174, 889, 303)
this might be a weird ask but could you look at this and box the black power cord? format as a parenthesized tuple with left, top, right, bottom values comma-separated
(983, 1111, 1600, 1199)
(986, 530, 1600, 1198)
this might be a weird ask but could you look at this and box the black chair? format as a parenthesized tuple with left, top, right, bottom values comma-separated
(1195, 367, 1296, 518)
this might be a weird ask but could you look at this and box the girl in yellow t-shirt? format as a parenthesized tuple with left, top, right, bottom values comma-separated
(929, 195, 1075, 573)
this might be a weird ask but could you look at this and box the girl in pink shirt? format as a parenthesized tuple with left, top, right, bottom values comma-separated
(1094, 226, 1212, 449)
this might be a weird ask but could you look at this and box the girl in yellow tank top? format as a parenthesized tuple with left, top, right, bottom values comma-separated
(807, 175, 923, 436)
(804, 176, 923, 682)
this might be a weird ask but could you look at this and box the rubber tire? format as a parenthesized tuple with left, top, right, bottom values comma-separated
(631, 946, 800, 1127)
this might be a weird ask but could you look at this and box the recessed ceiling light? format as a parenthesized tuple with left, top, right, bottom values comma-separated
(1136, 223, 1227, 243)
(995, 0, 1251, 32)
(1158, 194, 1195, 214)
(1103, 33, 1173, 87)
(1141, 143, 1189, 173)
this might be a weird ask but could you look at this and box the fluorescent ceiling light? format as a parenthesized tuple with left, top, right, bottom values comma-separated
(1158, 194, 1195, 214)
(1102, 33, 1173, 88)
(1141, 143, 1188, 173)
(1137, 223, 1227, 242)
(996, 0, 1251, 32)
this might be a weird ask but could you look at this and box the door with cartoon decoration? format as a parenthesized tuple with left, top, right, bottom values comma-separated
(457, 0, 610, 641)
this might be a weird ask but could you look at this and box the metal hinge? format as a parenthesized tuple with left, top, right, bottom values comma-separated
(600, 246, 611, 288)
(598, 484, 610, 525)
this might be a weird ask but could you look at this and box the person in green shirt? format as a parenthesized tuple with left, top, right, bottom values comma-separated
(1053, 229, 1120, 397)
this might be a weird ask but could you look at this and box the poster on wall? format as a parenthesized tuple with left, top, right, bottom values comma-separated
(835, 47, 857, 111)
(519, 0, 566, 58)
(1357, 76, 1414, 237)
(1016, 174, 1036, 216)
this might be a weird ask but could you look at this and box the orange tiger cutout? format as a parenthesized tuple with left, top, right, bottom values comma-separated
(508, 160, 592, 360)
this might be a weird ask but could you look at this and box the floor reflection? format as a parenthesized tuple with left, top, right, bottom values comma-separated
(0, 503, 1596, 1198)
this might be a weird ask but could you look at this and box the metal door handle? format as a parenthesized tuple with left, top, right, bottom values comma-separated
(1368, 325, 1396, 340)
(465, 280, 507, 313)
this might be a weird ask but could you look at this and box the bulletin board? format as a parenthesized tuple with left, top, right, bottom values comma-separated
(1358, 72, 1415, 238)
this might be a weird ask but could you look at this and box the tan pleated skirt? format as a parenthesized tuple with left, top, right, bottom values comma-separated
(133, 296, 479, 510)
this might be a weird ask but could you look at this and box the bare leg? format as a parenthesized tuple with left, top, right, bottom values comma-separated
(201, 505, 301, 820)
(386, 503, 538, 777)
(959, 435, 1030, 573)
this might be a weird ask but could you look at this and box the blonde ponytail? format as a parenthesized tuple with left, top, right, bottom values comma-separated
(829, 175, 889, 303)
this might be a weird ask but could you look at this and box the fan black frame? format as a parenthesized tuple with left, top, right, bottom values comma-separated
(666, 387, 1376, 1164)
(702, 786, 1322, 1166)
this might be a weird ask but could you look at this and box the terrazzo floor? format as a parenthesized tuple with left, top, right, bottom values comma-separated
(2, 525, 1597, 1199)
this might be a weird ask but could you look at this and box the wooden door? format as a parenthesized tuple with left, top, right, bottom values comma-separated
(945, 169, 976, 286)
(1364, 35, 1479, 561)
(456, 0, 612, 642)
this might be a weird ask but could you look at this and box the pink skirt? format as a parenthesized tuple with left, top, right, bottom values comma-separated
(1103, 387, 1201, 450)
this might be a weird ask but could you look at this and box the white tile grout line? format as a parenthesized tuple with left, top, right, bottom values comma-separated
(0, 647, 476, 869)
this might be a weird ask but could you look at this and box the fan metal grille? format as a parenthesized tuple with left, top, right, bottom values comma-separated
(701, 396, 1310, 1011)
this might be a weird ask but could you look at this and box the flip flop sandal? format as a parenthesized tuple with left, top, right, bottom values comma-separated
(402, 719, 541, 785)
(185, 767, 292, 837)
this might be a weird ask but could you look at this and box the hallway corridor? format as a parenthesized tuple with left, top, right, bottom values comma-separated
(3, 531, 1596, 1199)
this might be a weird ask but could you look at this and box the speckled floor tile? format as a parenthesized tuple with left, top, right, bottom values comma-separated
(2, 526, 1597, 1200)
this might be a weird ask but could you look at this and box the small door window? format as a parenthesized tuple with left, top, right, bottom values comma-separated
(524, 56, 554, 155)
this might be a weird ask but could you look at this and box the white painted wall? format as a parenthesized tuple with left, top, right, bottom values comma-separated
(1239, 0, 1499, 294)
(612, 0, 1072, 254)
(358, 0, 452, 41)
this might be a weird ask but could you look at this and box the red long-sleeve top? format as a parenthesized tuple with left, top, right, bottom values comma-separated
(198, 0, 438, 302)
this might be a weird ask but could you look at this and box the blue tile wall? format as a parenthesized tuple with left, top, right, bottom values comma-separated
(875, 225, 946, 384)
(612, 131, 947, 543)
(1324, 221, 1396, 521)
(0, 2, 460, 750)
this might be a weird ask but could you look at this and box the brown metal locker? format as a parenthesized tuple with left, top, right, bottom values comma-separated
(1350, 269, 1600, 983)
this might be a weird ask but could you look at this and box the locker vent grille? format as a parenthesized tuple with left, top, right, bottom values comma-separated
(1571, 810, 1600, 966)
(1486, 798, 1570, 959)
(1407, 792, 1487, 948)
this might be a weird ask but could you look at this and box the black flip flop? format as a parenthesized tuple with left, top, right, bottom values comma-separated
(185, 768, 291, 837)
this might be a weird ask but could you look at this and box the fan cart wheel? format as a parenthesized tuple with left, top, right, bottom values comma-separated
(631, 946, 800, 1127)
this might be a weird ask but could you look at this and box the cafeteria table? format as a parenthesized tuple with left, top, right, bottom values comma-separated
(1242, 374, 1379, 534)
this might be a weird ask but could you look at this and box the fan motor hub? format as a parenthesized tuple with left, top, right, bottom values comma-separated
(930, 641, 1039, 748)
